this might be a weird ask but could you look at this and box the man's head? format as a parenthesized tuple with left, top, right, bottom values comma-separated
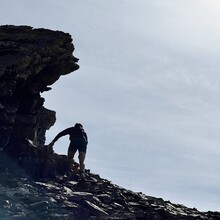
(75, 123, 83, 128)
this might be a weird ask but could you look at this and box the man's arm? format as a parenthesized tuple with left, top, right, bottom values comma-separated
(48, 128, 71, 147)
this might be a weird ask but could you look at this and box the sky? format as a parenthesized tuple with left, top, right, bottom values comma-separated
(1, 0, 220, 212)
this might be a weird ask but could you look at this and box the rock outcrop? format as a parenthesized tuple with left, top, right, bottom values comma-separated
(0, 25, 220, 219)
(0, 25, 79, 177)
(0, 25, 79, 148)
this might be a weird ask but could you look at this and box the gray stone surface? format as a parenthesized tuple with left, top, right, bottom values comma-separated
(0, 170, 219, 220)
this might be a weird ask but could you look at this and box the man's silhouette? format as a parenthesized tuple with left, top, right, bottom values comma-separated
(48, 123, 88, 179)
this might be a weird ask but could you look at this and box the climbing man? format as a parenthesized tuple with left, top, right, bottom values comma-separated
(48, 123, 88, 179)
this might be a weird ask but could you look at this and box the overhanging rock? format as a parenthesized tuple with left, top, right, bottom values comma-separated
(0, 25, 79, 148)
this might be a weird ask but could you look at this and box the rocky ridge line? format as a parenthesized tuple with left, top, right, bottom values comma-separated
(0, 166, 220, 220)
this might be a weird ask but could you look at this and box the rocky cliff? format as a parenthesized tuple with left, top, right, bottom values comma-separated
(0, 25, 79, 148)
(0, 25, 219, 220)
(0, 25, 79, 177)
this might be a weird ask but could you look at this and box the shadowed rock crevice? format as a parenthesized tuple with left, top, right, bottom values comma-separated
(0, 25, 220, 219)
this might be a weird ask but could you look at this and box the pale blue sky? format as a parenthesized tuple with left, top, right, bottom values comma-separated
(1, 0, 220, 211)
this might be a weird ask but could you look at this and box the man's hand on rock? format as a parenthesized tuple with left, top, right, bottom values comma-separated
(47, 141, 55, 148)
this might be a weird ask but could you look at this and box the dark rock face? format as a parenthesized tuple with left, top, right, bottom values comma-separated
(0, 25, 79, 148)
(0, 25, 220, 219)
(0, 25, 79, 178)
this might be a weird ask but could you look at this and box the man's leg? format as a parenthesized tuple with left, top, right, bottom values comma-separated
(78, 151, 86, 172)
(68, 141, 77, 161)
(67, 149, 76, 161)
